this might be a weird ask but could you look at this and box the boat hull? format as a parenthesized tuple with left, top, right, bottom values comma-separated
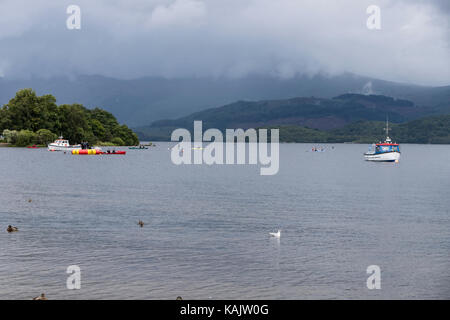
(364, 151, 400, 162)
(48, 145, 81, 151)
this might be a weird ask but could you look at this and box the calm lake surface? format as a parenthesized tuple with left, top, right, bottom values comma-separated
(0, 143, 449, 299)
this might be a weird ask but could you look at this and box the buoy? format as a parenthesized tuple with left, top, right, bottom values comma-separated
(72, 149, 99, 155)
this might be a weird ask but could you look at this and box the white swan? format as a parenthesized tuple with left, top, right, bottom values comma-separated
(269, 230, 281, 238)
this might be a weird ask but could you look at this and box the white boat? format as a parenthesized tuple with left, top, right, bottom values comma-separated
(364, 119, 400, 162)
(48, 137, 81, 151)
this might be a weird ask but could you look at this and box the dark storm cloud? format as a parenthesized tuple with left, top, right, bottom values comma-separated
(0, 0, 448, 85)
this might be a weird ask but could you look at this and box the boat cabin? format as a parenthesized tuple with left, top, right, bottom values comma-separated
(375, 142, 400, 153)
(53, 139, 70, 146)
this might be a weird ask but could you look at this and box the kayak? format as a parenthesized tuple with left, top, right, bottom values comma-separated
(72, 149, 126, 155)
(27, 145, 39, 149)
(101, 151, 126, 155)
(129, 147, 148, 150)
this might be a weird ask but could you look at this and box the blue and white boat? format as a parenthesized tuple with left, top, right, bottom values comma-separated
(364, 119, 400, 162)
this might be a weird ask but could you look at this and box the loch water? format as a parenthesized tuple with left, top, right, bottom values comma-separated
(0, 143, 449, 299)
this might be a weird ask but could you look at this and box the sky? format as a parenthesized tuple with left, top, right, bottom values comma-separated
(0, 0, 449, 86)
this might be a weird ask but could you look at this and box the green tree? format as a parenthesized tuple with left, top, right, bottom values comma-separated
(57, 104, 91, 143)
(0, 89, 58, 132)
(1, 89, 140, 146)
(2, 129, 18, 144)
(15, 130, 37, 147)
(90, 119, 106, 141)
(112, 124, 139, 145)
(36, 129, 57, 145)
(111, 137, 125, 146)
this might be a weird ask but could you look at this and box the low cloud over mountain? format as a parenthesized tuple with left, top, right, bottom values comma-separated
(0, 0, 448, 85)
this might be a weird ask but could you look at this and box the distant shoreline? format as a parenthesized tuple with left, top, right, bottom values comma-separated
(142, 140, 450, 145)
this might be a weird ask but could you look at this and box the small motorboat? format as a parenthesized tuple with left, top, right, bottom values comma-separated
(48, 137, 81, 151)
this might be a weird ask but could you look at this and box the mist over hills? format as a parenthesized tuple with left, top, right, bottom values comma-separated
(1, 73, 448, 127)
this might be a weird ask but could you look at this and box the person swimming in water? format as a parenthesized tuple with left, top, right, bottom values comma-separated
(138, 220, 144, 227)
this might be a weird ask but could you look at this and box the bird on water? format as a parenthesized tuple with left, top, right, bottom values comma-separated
(269, 230, 281, 238)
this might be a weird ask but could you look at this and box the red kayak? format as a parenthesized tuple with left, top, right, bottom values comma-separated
(27, 145, 39, 149)
(72, 149, 126, 155)
(100, 151, 126, 155)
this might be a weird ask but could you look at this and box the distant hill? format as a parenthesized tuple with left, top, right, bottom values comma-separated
(330, 115, 450, 144)
(1, 73, 448, 127)
(137, 114, 450, 144)
(135, 93, 449, 141)
(270, 115, 450, 144)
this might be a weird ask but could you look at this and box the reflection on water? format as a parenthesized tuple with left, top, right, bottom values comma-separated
(0, 143, 449, 299)
(269, 237, 281, 270)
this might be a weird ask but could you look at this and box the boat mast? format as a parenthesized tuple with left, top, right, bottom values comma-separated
(385, 115, 391, 143)
(386, 116, 389, 137)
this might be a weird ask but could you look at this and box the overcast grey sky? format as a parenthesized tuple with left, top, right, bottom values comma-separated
(0, 0, 448, 85)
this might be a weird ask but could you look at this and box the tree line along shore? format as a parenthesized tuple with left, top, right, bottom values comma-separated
(0, 89, 139, 147)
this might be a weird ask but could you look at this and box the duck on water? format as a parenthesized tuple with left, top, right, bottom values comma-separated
(33, 293, 48, 300)
(7, 225, 18, 232)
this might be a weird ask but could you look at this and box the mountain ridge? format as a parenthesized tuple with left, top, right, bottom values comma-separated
(135, 93, 449, 140)
(1, 73, 448, 127)
(149, 96, 406, 130)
